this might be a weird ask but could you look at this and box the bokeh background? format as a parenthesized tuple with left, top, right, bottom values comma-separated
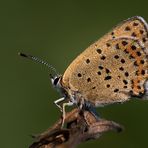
(1, 0, 148, 147)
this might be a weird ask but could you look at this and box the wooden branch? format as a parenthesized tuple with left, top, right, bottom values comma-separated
(29, 109, 123, 148)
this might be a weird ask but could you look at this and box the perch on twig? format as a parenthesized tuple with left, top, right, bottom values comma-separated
(29, 108, 123, 148)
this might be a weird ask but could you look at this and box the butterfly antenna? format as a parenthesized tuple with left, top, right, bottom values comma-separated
(18, 52, 58, 76)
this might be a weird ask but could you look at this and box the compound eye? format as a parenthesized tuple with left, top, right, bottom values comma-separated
(54, 77, 60, 86)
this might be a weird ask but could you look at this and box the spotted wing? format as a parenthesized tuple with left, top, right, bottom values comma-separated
(62, 16, 148, 106)
(103, 16, 148, 54)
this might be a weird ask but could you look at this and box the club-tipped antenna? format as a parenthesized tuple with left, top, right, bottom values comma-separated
(18, 52, 58, 76)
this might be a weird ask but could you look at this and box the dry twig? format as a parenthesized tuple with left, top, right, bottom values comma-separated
(29, 109, 123, 148)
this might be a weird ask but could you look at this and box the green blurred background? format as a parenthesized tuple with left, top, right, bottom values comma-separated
(1, 0, 148, 147)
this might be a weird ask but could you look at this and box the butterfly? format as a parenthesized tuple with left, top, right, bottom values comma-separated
(19, 16, 148, 127)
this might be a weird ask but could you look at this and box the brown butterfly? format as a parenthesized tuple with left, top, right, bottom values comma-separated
(19, 16, 148, 127)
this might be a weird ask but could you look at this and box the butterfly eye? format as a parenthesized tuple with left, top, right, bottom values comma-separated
(53, 77, 60, 86)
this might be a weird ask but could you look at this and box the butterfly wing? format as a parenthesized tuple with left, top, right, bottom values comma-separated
(91, 16, 148, 54)
(106, 16, 148, 54)
(62, 16, 148, 106)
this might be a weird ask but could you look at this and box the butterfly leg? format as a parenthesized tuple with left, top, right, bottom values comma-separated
(84, 101, 100, 121)
(54, 97, 65, 112)
(61, 101, 74, 128)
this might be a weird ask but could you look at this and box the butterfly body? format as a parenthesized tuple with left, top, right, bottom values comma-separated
(19, 16, 148, 127)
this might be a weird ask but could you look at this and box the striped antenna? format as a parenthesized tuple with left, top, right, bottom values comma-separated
(18, 52, 58, 76)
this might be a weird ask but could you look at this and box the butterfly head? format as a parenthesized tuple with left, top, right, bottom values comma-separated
(50, 74, 62, 88)
(18, 52, 67, 96)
